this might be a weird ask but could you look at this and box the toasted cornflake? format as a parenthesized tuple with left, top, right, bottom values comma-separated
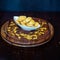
(34, 22, 39, 27)
(40, 32, 44, 35)
(13, 30, 17, 33)
(15, 34, 19, 36)
(11, 33, 15, 36)
(10, 24, 15, 26)
(35, 32, 38, 34)
(32, 35, 37, 39)
(16, 16, 40, 27)
(8, 30, 10, 32)
(18, 16, 26, 21)
(42, 22, 47, 26)
(11, 22, 14, 23)
(21, 22, 26, 26)
(26, 17, 32, 22)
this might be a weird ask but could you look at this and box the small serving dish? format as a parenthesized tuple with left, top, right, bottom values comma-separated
(13, 16, 40, 31)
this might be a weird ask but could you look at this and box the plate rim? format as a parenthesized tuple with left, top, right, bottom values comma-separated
(1, 21, 54, 47)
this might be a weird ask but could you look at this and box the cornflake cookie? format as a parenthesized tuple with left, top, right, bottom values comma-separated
(16, 16, 40, 27)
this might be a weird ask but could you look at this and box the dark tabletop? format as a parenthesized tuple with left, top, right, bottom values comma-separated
(0, 11, 60, 60)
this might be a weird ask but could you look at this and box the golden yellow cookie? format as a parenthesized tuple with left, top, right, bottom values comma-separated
(26, 19, 35, 27)
(34, 22, 39, 27)
(18, 16, 26, 22)
(31, 19, 35, 23)
(21, 21, 26, 26)
(22, 20, 26, 23)
(26, 23, 33, 27)
(25, 17, 32, 22)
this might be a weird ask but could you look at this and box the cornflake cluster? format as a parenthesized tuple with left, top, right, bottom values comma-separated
(7, 19, 47, 40)
(16, 16, 40, 27)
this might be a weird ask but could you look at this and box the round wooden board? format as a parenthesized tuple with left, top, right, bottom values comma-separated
(1, 21, 54, 47)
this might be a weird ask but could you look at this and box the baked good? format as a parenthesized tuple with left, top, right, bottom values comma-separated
(1, 16, 54, 47)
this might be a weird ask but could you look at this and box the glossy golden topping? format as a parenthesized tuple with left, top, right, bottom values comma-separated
(7, 20, 47, 40)
(17, 16, 27, 22)
(16, 16, 40, 27)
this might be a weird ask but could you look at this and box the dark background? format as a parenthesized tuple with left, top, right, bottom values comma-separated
(0, 0, 60, 11)
(0, 0, 60, 60)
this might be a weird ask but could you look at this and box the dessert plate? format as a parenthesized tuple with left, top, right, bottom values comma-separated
(1, 21, 54, 47)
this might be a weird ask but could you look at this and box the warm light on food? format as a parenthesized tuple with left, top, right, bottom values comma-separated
(13, 16, 40, 31)
(17, 16, 40, 27)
